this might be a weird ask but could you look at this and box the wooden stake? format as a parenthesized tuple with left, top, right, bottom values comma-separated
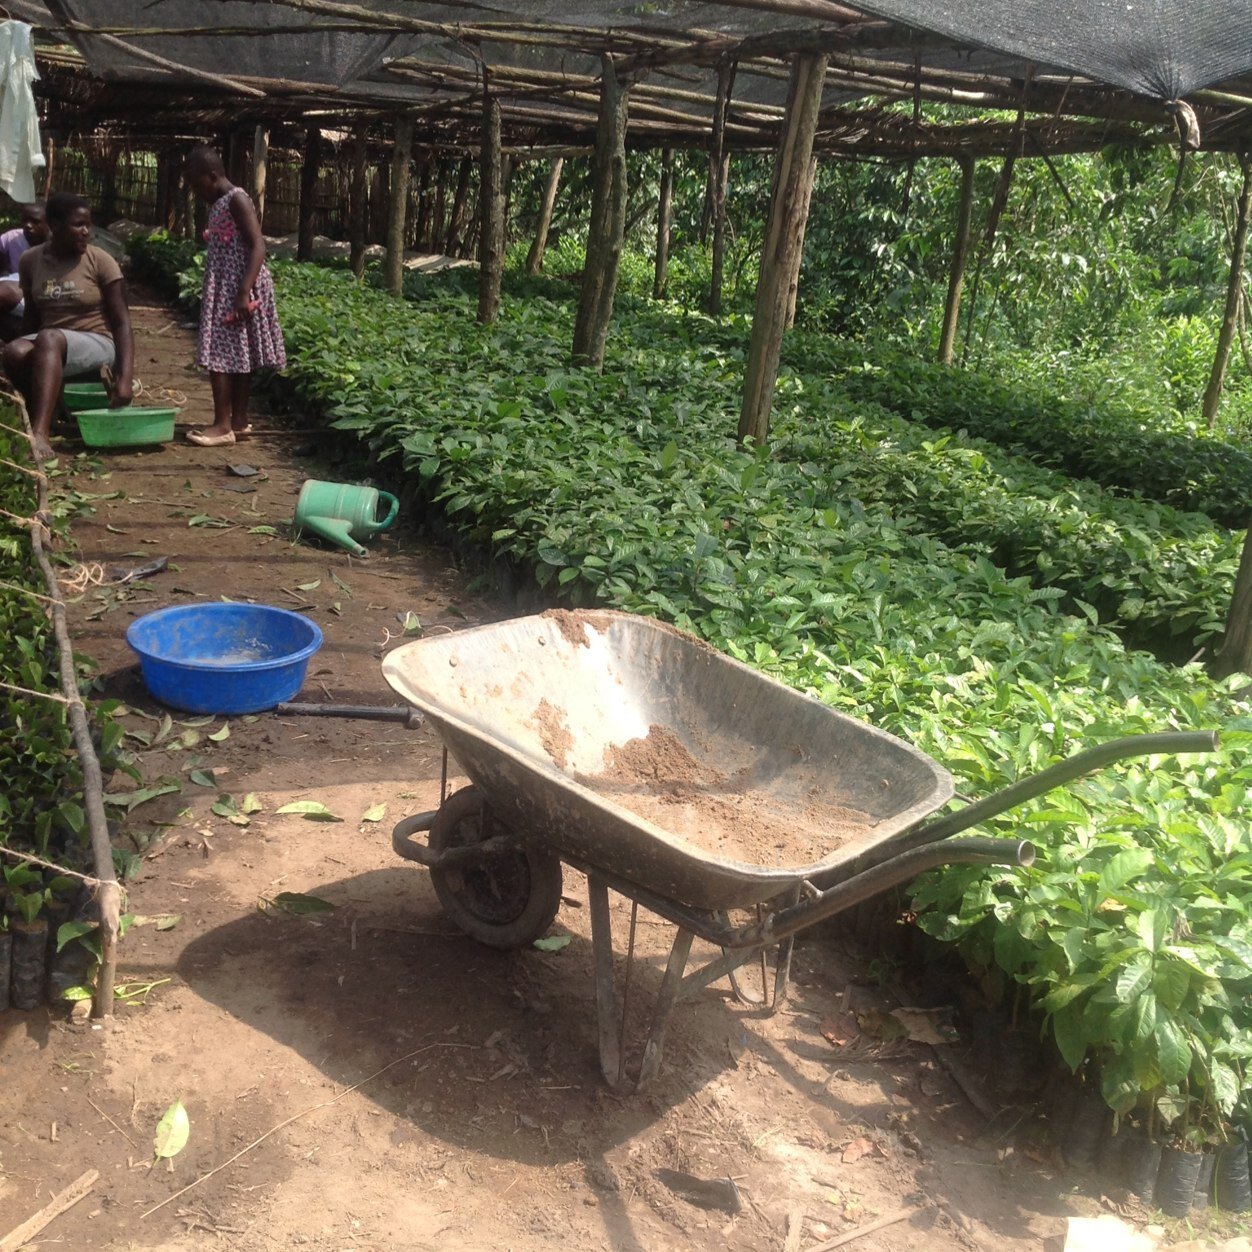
(297, 125, 322, 263)
(1203, 148, 1252, 427)
(937, 153, 976, 365)
(477, 92, 505, 324)
(572, 55, 630, 368)
(386, 116, 414, 295)
(349, 123, 368, 278)
(803, 1204, 924, 1251)
(1213, 515, 1252, 680)
(737, 52, 826, 445)
(0, 1170, 99, 1251)
(526, 155, 563, 275)
(653, 147, 675, 300)
(708, 60, 736, 315)
(251, 125, 269, 226)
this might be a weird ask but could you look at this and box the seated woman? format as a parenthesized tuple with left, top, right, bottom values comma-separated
(2, 192, 133, 461)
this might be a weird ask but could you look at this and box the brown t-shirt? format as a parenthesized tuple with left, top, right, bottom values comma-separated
(20, 244, 122, 338)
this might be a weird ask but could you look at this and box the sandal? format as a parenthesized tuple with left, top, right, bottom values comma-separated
(187, 429, 236, 447)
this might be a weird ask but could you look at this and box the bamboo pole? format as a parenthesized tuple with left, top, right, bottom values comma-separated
(572, 56, 630, 368)
(251, 125, 269, 225)
(477, 93, 504, 324)
(349, 123, 368, 278)
(708, 60, 736, 315)
(653, 147, 674, 300)
(386, 116, 414, 295)
(526, 156, 563, 275)
(937, 153, 976, 365)
(1202, 149, 1252, 427)
(737, 53, 827, 446)
(297, 126, 322, 262)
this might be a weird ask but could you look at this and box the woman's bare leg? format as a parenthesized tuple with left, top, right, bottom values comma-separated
(229, 372, 252, 434)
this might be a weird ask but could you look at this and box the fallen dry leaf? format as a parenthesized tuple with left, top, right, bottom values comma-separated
(891, 1006, 960, 1045)
(841, 1136, 890, 1164)
(820, 1012, 859, 1047)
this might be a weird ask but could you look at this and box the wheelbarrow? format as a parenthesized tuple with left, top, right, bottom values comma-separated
(281, 609, 1217, 1091)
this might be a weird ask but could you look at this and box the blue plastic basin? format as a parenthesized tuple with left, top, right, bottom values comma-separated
(126, 603, 323, 714)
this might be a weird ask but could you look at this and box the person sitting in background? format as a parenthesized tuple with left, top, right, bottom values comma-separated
(0, 201, 47, 338)
(2, 192, 133, 461)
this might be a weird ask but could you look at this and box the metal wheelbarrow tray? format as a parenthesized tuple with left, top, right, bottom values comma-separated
(292, 609, 1216, 1090)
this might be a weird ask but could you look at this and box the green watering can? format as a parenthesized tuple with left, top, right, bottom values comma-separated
(294, 479, 400, 557)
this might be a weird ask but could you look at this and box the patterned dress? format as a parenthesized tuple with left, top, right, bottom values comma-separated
(197, 187, 286, 374)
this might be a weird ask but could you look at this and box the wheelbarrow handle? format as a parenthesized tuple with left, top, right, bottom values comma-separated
(725, 835, 1036, 950)
(276, 701, 424, 729)
(913, 730, 1218, 844)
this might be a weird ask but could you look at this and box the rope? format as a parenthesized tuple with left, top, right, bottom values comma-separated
(0, 678, 75, 705)
(0, 844, 101, 887)
(0, 577, 57, 605)
(59, 562, 106, 596)
(0, 457, 47, 482)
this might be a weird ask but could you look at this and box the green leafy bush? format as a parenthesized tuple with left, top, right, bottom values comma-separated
(795, 335, 1252, 527)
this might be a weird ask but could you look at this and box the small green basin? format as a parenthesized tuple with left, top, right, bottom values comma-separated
(76, 407, 177, 448)
(62, 381, 110, 413)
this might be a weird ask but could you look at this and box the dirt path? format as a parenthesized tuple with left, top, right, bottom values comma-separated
(0, 291, 1089, 1251)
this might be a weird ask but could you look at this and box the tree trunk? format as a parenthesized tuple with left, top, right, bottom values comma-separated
(349, 123, 368, 279)
(572, 56, 630, 368)
(445, 156, 472, 255)
(1203, 150, 1252, 427)
(708, 60, 736, 315)
(653, 147, 674, 300)
(737, 53, 827, 446)
(526, 156, 563, 275)
(386, 117, 414, 295)
(476, 94, 505, 325)
(1213, 520, 1252, 679)
(251, 125, 269, 225)
(297, 126, 322, 262)
(937, 154, 977, 365)
(414, 161, 432, 249)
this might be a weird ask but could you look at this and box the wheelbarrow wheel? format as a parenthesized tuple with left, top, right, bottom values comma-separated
(428, 786, 563, 950)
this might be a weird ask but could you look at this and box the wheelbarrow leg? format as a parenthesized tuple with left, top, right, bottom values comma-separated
(588, 876, 626, 1091)
(588, 876, 697, 1091)
(638, 926, 695, 1089)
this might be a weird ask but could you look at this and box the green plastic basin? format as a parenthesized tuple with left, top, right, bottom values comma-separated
(62, 381, 110, 413)
(76, 406, 177, 448)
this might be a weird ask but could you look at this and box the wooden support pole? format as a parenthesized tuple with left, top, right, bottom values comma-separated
(349, 123, 368, 279)
(154, 149, 174, 231)
(180, 150, 195, 239)
(937, 153, 976, 365)
(251, 125, 269, 226)
(477, 93, 505, 325)
(785, 152, 818, 329)
(708, 60, 736, 315)
(1213, 520, 1252, 680)
(737, 53, 827, 446)
(1203, 149, 1252, 427)
(297, 126, 322, 263)
(526, 156, 564, 275)
(653, 147, 674, 300)
(227, 127, 247, 187)
(572, 56, 630, 368)
(386, 116, 414, 295)
(445, 155, 472, 255)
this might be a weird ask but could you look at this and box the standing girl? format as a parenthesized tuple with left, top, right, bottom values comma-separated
(186, 146, 285, 446)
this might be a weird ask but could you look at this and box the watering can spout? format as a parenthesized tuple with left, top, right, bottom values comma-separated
(300, 514, 368, 557)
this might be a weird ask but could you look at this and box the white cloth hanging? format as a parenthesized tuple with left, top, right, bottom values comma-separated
(0, 21, 44, 204)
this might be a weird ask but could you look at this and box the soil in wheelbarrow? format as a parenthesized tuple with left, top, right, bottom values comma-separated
(593, 724, 875, 868)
